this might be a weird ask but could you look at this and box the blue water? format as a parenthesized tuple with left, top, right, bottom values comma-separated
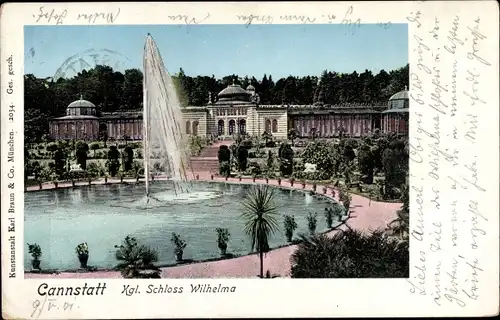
(24, 181, 343, 270)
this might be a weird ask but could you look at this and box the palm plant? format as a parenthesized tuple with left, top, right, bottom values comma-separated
(216, 228, 231, 255)
(115, 236, 160, 278)
(306, 212, 318, 235)
(241, 185, 280, 278)
(324, 204, 344, 229)
(283, 214, 298, 242)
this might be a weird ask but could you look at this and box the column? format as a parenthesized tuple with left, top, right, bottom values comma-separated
(327, 115, 332, 137)
(297, 117, 301, 136)
(331, 116, 335, 135)
(108, 123, 112, 139)
(355, 116, 360, 137)
(359, 116, 363, 136)
(224, 116, 228, 136)
(320, 115, 326, 137)
(350, 116, 354, 136)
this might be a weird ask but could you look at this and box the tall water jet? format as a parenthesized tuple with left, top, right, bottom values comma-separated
(143, 34, 192, 198)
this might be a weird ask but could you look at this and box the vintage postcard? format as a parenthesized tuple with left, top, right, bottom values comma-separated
(1, 1, 499, 319)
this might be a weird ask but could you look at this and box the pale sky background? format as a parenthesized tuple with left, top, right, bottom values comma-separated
(24, 24, 408, 79)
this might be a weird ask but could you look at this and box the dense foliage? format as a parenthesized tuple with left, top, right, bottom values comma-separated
(291, 230, 409, 278)
(24, 64, 408, 143)
(301, 141, 336, 179)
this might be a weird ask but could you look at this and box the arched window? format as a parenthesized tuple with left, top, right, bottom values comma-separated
(272, 119, 278, 133)
(265, 119, 272, 133)
(239, 119, 246, 135)
(218, 120, 224, 136)
(229, 119, 236, 135)
(186, 121, 191, 134)
(192, 121, 199, 136)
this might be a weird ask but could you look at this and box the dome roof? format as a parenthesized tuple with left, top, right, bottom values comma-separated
(387, 87, 409, 110)
(246, 85, 255, 91)
(218, 84, 250, 97)
(388, 88, 409, 101)
(67, 99, 96, 109)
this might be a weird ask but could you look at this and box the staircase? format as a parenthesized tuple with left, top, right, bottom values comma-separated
(189, 140, 232, 174)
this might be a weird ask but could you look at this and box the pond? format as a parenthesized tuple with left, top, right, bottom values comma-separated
(24, 181, 344, 270)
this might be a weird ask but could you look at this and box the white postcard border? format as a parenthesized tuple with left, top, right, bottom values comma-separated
(1, 1, 499, 319)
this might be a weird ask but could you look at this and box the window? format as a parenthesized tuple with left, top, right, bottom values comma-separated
(265, 119, 271, 133)
(239, 119, 246, 134)
(192, 121, 199, 136)
(186, 121, 191, 134)
(272, 119, 278, 133)
(218, 119, 224, 136)
(229, 119, 236, 135)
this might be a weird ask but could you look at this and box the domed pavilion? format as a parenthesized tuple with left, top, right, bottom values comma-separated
(381, 87, 409, 135)
(49, 97, 100, 140)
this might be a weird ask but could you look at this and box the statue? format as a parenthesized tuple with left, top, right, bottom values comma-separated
(70, 163, 84, 172)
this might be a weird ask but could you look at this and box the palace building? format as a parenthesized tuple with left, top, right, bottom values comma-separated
(49, 84, 409, 141)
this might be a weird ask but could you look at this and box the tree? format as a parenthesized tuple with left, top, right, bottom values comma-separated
(46, 142, 58, 156)
(287, 128, 298, 145)
(261, 131, 272, 146)
(75, 141, 89, 170)
(217, 145, 231, 176)
(301, 141, 336, 180)
(266, 150, 274, 174)
(278, 143, 294, 176)
(89, 142, 100, 157)
(107, 145, 121, 177)
(382, 137, 408, 198)
(53, 147, 66, 177)
(290, 230, 409, 278)
(217, 145, 231, 163)
(236, 146, 249, 172)
(241, 185, 280, 278)
(122, 146, 134, 172)
(121, 69, 143, 109)
(357, 144, 374, 183)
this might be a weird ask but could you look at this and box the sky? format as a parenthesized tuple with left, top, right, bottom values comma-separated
(24, 24, 408, 80)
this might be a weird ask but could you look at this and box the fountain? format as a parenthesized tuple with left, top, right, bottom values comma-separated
(140, 34, 221, 206)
